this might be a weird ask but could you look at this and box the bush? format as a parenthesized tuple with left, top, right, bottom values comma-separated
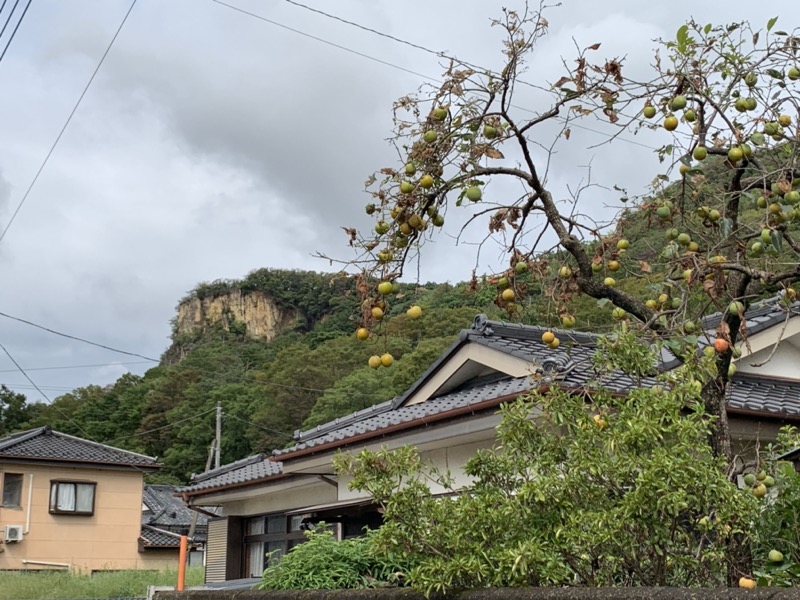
(752, 427, 800, 586)
(259, 525, 410, 590)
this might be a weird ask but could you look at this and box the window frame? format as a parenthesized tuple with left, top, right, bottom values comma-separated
(1, 472, 23, 508)
(49, 480, 97, 516)
(242, 513, 306, 577)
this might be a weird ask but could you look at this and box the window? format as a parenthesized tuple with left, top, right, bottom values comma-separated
(1, 473, 23, 508)
(49, 481, 96, 515)
(243, 514, 305, 577)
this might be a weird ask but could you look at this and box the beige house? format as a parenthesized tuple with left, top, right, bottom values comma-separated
(0, 426, 175, 573)
(181, 296, 800, 583)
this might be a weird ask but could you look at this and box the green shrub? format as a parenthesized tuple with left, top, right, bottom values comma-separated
(259, 525, 410, 590)
(753, 427, 800, 586)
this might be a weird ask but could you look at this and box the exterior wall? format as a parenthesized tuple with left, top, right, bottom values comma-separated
(0, 463, 172, 573)
(736, 343, 800, 378)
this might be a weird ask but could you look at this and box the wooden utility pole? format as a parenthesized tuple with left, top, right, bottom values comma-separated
(215, 401, 222, 469)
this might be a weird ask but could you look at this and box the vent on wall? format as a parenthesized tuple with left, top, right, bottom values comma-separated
(4, 525, 23, 543)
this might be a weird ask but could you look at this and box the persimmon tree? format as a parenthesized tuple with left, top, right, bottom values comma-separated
(331, 9, 800, 469)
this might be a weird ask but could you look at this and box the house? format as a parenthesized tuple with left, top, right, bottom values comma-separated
(141, 484, 216, 566)
(180, 296, 800, 582)
(0, 426, 178, 572)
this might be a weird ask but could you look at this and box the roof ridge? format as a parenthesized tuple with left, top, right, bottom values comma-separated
(295, 399, 396, 443)
(0, 426, 47, 451)
(52, 429, 158, 462)
(190, 453, 266, 482)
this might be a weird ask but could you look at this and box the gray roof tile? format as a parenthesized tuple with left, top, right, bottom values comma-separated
(0, 426, 159, 469)
(143, 485, 217, 527)
(700, 294, 800, 340)
(275, 306, 800, 461)
(728, 374, 800, 416)
(178, 454, 283, 494)
(139, 524, 204, 548)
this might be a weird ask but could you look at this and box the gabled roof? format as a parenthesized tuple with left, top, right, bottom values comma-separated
(700, 294, 800, 336)
(139, 524, 201, 549)
(0, 426, 160, 470)
(277, 300, 800, 462)
(143, 485, 217, 528)
(728, 373, 800, 416)
(179, 454, 283, 495)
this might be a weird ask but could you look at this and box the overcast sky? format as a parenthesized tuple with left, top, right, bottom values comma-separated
(0, 0, 797, 402)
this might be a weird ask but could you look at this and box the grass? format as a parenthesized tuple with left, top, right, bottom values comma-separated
(0, 566, 204, 599)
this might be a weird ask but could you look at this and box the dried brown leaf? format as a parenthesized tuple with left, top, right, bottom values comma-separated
(484, 147, 505, 159)
(553, 76, 572, 88)
(638, 260, 651, 273)
(604, 60, 623, 84)
(586, 43, 601, 51)
(563, 128, 571, 140)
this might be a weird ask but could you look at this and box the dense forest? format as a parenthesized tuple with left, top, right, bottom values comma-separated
(3, 147, 796, 483)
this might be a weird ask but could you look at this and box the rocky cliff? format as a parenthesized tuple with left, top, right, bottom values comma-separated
(173, 289, 301, 342)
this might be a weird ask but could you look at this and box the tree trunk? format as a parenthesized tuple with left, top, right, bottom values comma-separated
(702, 376, 732, 464)
(703, 374, 753, 585)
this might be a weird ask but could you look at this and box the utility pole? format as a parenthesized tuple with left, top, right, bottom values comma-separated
(215, 401, 222, 470)
(187, 431, 217, 541)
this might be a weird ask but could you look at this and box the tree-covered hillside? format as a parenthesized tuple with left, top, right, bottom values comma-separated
(12, 270, 533, 483)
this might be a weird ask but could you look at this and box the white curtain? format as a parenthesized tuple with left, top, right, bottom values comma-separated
(57, 483, 76, 511)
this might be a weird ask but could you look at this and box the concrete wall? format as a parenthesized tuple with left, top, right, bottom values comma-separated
(154, 586, 800, 600)
(0, 463, 175, 573)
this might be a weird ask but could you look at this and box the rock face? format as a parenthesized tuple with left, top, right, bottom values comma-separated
(174, 289, 300, 342)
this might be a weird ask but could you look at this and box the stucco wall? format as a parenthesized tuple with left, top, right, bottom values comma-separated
(0, 463, 174, 572)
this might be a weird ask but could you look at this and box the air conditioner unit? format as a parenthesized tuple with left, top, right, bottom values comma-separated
(4, 525, 23, 543)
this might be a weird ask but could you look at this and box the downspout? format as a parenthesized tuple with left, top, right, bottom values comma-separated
(24, 473, 33, 534)
(22, 560, 70, 569)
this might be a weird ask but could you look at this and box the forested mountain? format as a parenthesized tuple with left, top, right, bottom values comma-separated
(6, 271, 533, 483)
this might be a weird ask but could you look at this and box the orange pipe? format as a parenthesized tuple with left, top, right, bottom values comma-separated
(177, 535, 188, 591)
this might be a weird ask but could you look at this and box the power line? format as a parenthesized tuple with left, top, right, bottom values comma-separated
(284, 0, 447, 59)
(0, 0, 19, 42)
(1, 382, 76, 392)
(0, 310, 160, 362)
(0, 341, 94, 439)
(0, 0, 137, 245)
(218, 0, 658, 152)
(210, 0, 436, 83)
(0, 360, 152, 374)
(224, 412, 294, 440)
(0, 0, 30, 65)
(103, 407, 218, 445)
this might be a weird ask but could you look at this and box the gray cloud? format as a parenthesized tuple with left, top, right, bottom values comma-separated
(0, 0, 797, 399)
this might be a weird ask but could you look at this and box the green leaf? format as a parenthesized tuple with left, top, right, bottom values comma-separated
(721, 218, 733, 239)
(771, 230, 783, 252)
(596, 298, 610, 308)
(676, 24, 689, 53)
(767, 16, 778, 31)
(704, 23, 712, 35)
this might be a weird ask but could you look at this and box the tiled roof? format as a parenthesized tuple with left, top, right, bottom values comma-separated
(0, 426, 160, 469)
(139, 525, 202, 548)
(276, 303, 800, 461)
(178, 454, 283, 494)
(143, 485, 217, 528)
(728, 374, 800, 417)
(700, 294, 800, 336)
(275, 376, 535, 458)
